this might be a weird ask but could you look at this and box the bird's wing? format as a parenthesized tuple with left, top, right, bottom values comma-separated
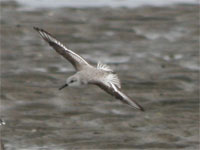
(97, 61, 113, 72)
(93, 80, 144, 111)
(34, 27, 91, 71)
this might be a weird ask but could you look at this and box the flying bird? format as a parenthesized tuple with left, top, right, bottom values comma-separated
(34, 27, 144, 111)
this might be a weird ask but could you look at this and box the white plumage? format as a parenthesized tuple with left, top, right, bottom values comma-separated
(97, 61, 113, 72)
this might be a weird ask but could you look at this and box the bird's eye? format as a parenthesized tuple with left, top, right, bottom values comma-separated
(70, 79, 76, 83)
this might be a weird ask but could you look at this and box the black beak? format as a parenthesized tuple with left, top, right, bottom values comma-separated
(59, 83, 68, 90)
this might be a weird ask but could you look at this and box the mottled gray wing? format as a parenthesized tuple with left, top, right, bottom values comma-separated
(93, 81, 144, 111)
(34, 27, 91, 71)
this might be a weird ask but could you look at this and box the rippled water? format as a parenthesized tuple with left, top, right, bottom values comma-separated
(6, 0, 198, 10)
(0, 1, 199, 150)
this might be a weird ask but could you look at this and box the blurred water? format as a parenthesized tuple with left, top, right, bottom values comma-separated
(0, 0, 199, 150)
(1, 0, 198, 9)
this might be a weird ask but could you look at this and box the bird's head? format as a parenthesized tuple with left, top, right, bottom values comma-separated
(59, 75, 81, 90)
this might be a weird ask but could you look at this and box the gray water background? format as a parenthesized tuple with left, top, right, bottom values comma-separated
(0, 0, 199, 149)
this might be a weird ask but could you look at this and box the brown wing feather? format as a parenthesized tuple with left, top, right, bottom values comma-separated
(34, 27, 91, 71)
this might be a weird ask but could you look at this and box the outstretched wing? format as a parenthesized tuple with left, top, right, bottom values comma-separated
(34, 27, 91, 71)
(94, 81, 144, 111)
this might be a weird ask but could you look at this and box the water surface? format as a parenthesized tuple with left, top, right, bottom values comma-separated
(0, 1, 199, 150)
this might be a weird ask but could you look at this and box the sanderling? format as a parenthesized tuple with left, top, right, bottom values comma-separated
(34, 27, 144, 111)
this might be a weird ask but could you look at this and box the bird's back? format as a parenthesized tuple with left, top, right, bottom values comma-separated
(78, 66, 121, 89)
(78, 66, 109, 83)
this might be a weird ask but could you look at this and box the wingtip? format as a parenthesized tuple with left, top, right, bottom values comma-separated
(139, 106, 145, 112)
(33, 26, 39, 31)
(131, 101, 145, 112)
(136, 102, 145, 112)
(126, 101, 145, 112)
(33, 26, 45, 33)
